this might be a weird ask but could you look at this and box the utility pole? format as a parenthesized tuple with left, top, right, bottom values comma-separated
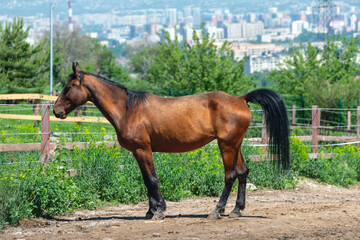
(50, 1, 55, 96)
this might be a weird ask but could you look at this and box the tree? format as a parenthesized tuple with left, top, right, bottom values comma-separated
(0, 17, 49, 93)
(51, 23, 130, 87)
(136, 27, 254, 95)
(269, 35, 360, 108)
(127, 42, 160, 81)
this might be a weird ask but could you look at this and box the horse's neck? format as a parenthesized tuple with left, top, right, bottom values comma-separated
(85, 77, 127, 127)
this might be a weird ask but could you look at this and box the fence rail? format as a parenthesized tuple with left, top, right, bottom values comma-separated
(0, 94, 360, 163)
(0, 141, 117, 152)
(0, 94, 57, 101)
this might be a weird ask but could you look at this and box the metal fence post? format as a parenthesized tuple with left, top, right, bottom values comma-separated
(41, 102, 50, 164)
(312, 106, 319, 154)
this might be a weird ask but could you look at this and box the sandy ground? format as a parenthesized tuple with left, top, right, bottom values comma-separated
(1, 179, 359, 240)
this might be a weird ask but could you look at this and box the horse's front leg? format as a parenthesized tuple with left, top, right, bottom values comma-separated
(133, 148, 166, 220)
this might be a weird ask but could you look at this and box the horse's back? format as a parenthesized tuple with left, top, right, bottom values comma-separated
(135, 91, 250, 152)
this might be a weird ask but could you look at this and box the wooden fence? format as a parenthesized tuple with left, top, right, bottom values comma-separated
(1, 94, 360, 163)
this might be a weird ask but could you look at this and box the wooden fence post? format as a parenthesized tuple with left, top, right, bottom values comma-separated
(318, 108, 321, 134)
(32, 99, 39, 126)
(347, 111, 351, 137)
(74, 106, 81, 125)
(82, 105, 87, 117)
(357, 106, 360, 148)
(292, 105, 296, 125)
(41, 102, 50, 164)
(32, 99, 39, 115)
(261, 112, 268, 154)
(312, 106, 319, 153)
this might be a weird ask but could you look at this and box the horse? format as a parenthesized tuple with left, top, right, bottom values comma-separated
(53, 62, 289, 220)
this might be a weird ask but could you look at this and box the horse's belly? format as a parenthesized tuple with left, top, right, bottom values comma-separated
(151, 136, 215, 153)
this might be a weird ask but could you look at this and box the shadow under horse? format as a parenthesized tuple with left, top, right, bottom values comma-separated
(53, 62, 290, 220)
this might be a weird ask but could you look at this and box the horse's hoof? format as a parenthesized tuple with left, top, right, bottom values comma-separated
(151, 210, 165, 220)
(207, 212, 221, 220)
(229, 211, 242, 218)
(145, 212, 153, 219)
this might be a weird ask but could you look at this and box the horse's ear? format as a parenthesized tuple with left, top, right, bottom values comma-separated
(72, 62, 80, 76)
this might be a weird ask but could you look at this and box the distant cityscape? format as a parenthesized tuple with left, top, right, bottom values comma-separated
(1, 0, 360, 74)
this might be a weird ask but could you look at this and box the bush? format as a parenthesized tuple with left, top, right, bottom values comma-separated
(0, 154, 77, 228)
(290, 138, 360, 187)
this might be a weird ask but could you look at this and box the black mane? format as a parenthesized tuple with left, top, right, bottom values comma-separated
(81, 71, 148, 110)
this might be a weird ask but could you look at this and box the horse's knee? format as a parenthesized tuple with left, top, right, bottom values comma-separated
(238, 165, 249, 183)
(142, 174, 159, 190)
(225, 171, 237, 186)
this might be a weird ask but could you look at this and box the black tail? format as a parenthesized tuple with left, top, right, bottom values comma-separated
(245, 89, 290, 171)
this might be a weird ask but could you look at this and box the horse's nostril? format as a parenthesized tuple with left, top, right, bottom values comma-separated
(54, 110, 64, 118)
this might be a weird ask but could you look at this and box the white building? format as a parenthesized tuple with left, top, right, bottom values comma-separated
(291, 20, 309, 35)
(350, 14, 357, 31)
(183, 26, 194, 41)
(329, 18, 345, 34)
(165, 8, 177, 25)
(222, 43, 285, 60)
(192, 7, 201, 27)
(224, 22, 244, 39)
(224, 21, 264, 41)
(245, 21, 264, 39)
(205, 25, 217, 40)
(244, 53, 287, 74)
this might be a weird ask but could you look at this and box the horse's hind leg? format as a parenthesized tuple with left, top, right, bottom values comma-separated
(133, 148, 166, 220)
(208, 141, 238, 219)
(229, 150, 249, 218)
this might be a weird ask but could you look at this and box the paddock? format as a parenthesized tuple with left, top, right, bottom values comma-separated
(1, 179, 359, 240)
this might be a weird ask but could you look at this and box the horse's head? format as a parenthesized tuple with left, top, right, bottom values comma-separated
(53, 62, 90, 119)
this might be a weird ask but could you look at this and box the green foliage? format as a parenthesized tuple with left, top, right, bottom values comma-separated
(0, 17, 49, 93)
(127, 42, 160, 81)
(293, 32, 321, 43)
(289, 138, 311, 172)
(50, 24, 130, 87)
(269, 35, 360, 108)
(290, 138, 360, 187)
(130, 27, 254, 95)
(0, 152, 76, 228)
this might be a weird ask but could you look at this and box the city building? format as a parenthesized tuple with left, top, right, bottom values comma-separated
(165, 8, 177, 25)
(244, 53, 287, 74)
(291, 20, 310, 35)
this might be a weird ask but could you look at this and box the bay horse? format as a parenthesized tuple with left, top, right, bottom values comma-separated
(53, 62, 289, 220)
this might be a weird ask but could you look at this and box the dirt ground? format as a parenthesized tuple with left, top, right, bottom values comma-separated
(1, 179, 359, 240)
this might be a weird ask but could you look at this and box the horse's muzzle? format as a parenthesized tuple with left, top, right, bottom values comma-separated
(53, 109, 67, 119)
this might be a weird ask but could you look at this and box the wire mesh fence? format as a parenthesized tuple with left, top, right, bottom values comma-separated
(0, 95, 360, 165)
